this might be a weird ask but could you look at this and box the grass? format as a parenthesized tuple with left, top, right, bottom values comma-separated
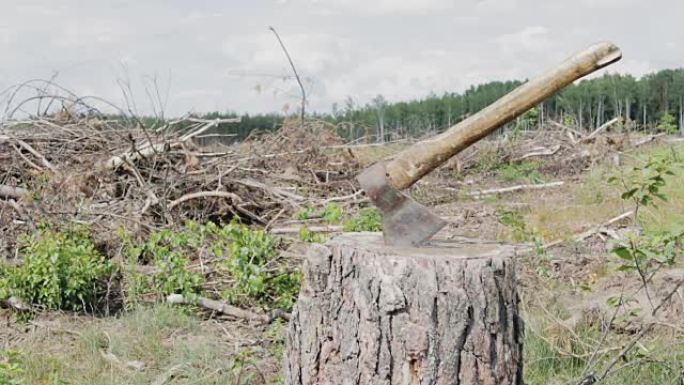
(516, 144, 684, 242)
(520, 143, 684, 385)
(4, 305, 281, 385)
(524, 313, 684, 385)
(497, 161, 543, 183)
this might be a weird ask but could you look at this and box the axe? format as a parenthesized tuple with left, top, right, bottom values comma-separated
(357, 42, 622, 247)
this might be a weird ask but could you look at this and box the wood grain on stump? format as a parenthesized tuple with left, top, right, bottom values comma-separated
(285, 232, 522, 385)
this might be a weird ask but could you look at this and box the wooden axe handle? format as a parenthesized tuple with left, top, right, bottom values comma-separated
(385, 41, 622, 190)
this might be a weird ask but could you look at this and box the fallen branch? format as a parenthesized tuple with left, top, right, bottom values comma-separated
(180, 118, 239, 142)
(167, 191, 242, 210)
(632, 133, 665, 147)
(104, 117, 241, 169)
(14, 138, 59, 173)
(104, 142, 167, 170)
(467, 181, 565, 198)
(581, 117, 619, 142)
(514, 144, 561, 161)
(543, 210, 634, 249)
(322, 190, 366, 204)
(549, 119, 585, 140)
(166, 294, 280, 323)
(233, 178, 306, 202)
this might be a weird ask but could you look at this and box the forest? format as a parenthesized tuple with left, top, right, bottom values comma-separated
(202, 68, 684, 142)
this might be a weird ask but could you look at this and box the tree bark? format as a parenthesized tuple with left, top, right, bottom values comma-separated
(285, 233, 523, 385)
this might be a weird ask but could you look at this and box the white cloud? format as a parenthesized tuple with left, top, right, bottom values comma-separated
(476, 0, 517, 11)
(0, 0, 680, 116)
(287, 0, 455, 15)
(495, 26, 551, 55)
(579, 0, 638, 8)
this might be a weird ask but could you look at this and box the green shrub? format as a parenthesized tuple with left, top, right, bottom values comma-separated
(0, 226, 113, 311)
(220, 223, 300, 310)
(658, 112, 678, 134)
(0, 350, 25, 385)
(124, 227, 205, 299)
(497, 161, 542, 183)
(321, 202, 343, 224)
(295, 202, 343, 224)
(298, 226, 325, 243)
(295, 206, 314, 220)
(122, 221, 300, 311)
(474, 146, 505, 172)
(495, 207, 530, 242)
(343, 208, 382, 232)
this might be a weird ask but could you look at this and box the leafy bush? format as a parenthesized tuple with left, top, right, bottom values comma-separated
(298, 226, 325, 243)
(608, 153, 684, 280)
(0, 226, 113, 311)
(123, 227, 205, 299)
(295, 206, 314, 220)
(497, 161, 542, 183)
(474, 146, 505, 172)
(0, 350, 25, 385)
(658, 112, 678, 134)
(495, 208, 530, 242)
(321, 202, 343, 224)
(295, 202, 343, 224)
(343, 208, 382, 232)
(123, 221, 300, 311)
(220, 223, 300, 310)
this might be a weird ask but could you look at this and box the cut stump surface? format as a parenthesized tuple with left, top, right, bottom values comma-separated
(285, 232, 523, 385)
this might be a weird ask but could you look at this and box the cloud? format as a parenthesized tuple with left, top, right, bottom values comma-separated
(495, 26, 551, 55)
(579, 0, 638, 8)
(285, 0, 455, 15)
(475, 0, 517, 11)
(0, 0, 680, 116)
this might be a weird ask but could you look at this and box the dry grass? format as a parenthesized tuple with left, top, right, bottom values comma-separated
(3, 305, 284, 385)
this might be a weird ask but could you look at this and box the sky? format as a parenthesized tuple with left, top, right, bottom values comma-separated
(0, 0, 682, 117)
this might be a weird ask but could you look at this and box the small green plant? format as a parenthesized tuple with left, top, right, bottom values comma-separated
(608, 153, 683, 310)
(295, 206, 314, 220)
(496, 207, 549, 275)
(474, 146, 505, 172)
(0, 225, 113, 312)
(497, 161, 542, 183)
(298, 226, 325, 243)
(517, 106, 539, 131)
(658, 112, 678, 134)
(496, 208, 530, 242)
(122, 221, 300, 311)
(124, 227, 205, 298)
(0, 350, 25, 385)
(219, 222, 300, 310)
(321, 202, 343, 224)
(343, 208, 382, 232)
(609, 154, 675, 221)
(295, 203, 343, 224)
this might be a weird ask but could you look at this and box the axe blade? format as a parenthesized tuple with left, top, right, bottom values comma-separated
(357, 162, 446, 247)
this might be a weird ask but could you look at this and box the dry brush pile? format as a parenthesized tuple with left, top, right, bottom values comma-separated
(0, 103, 367, 318)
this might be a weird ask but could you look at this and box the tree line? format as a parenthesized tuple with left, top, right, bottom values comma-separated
(199, 68, 684, 143)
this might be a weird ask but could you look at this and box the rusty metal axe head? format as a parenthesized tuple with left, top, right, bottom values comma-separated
(357, 162, 446, 247)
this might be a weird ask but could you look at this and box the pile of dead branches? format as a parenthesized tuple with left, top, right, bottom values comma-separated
(0, 113, 363, 259)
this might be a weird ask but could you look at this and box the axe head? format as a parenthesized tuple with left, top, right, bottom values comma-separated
(357, 162, 446, 247)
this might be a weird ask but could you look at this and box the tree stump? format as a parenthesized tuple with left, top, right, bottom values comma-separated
(284, 232, 522, 385)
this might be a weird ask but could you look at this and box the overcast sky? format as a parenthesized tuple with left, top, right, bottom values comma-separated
(0, 0, 681, 117)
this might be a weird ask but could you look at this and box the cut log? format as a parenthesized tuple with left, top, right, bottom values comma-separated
(285, 232, 522, 385)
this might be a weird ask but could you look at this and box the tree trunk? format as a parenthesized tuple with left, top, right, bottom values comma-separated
(285, 233, 523, 385)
